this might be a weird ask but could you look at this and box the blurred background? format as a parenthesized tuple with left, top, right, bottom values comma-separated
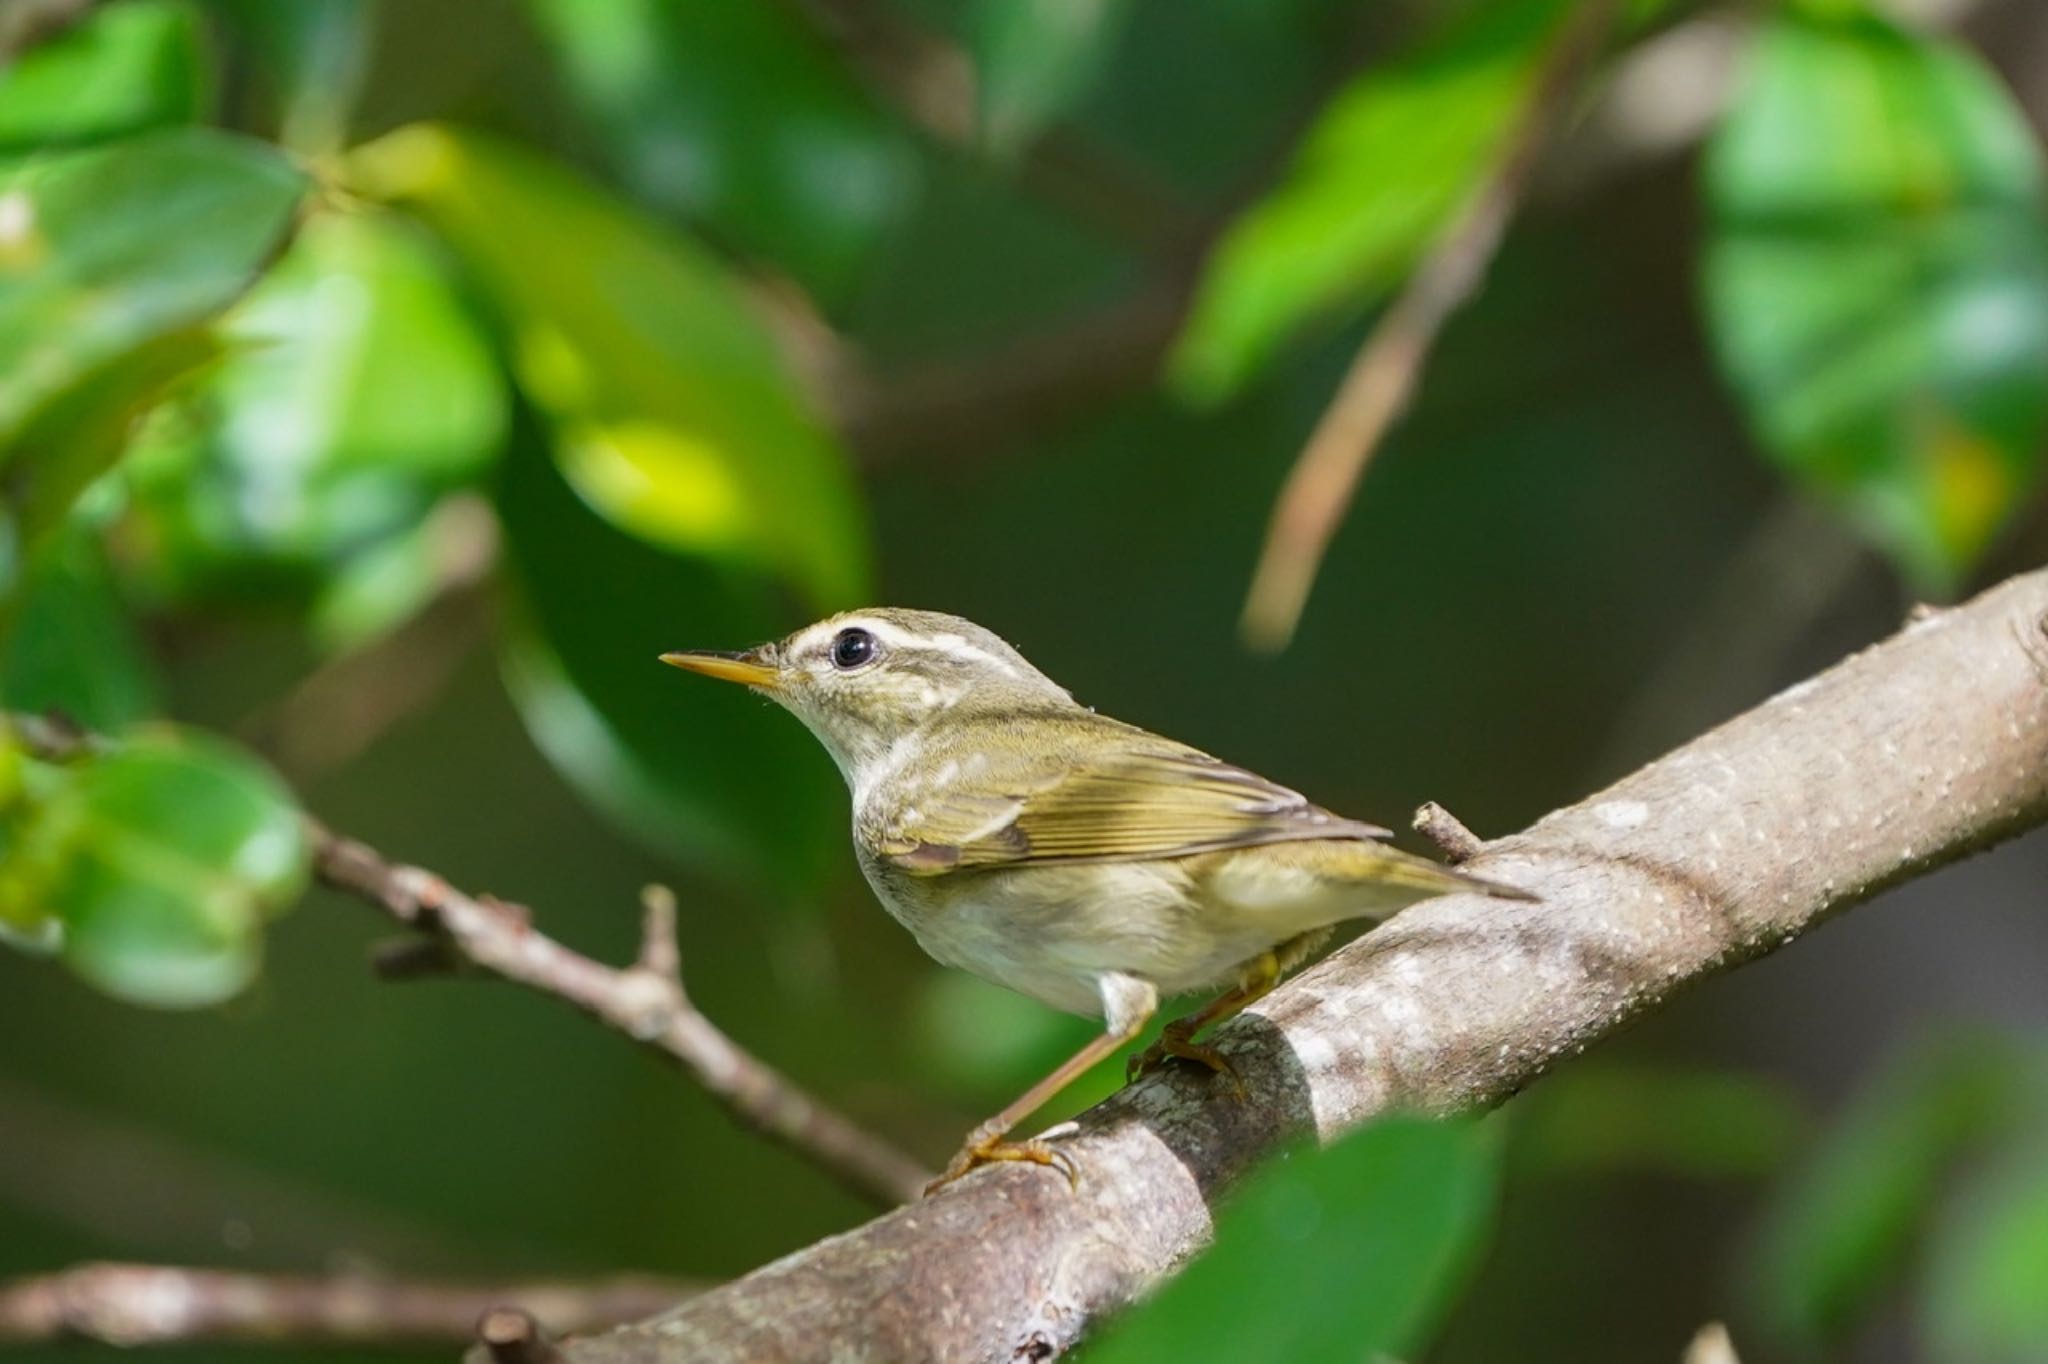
(2, 0, 2047, 1360)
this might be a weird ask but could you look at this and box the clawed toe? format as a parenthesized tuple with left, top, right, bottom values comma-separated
(924, 1134, 1079, 1196)
(1126, 1028, 1246, 1098)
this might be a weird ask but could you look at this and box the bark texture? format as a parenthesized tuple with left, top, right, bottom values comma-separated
(545, 568, 2048, 1364)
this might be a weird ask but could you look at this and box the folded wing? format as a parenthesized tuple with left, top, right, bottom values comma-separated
(875, 739, 1390, 874)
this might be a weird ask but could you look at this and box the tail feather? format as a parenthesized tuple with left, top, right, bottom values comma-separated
(1315, 840, 1539, 904)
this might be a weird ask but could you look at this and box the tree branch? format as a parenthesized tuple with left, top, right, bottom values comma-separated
(309, 831, 933, 1206)
(1239, 0, 1625, 651)
(544, 567, 2048, 1363)
(4, 715, 929, 1206)
(0, 1262, 693, 1348)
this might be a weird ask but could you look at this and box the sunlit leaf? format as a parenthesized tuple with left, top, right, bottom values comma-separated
(1168, 0, 1567, 403)
(0, 0, 212, 150)
(496, 410, 843, 896)
(1702, 11, 2048, 591)
(1751, 1035, 2028, 1345)
(349, 124, 870, 611)
(970, 0, 1132, 156)
(0, 127, 306, 450)
(1089, 1116, 1496, 1363)
(2, 524, 159, 730)
(1509, 1063, 1805, 1180)
(121, 208, 503, 639)
(0, 725, 306, 1007)
(523, 0, 913, 299)
(1922, 1133, 2048, 1363)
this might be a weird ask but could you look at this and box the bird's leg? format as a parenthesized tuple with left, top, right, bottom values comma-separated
(1126, 929, 1331, 1092)
(926, 973, 1156, 1196)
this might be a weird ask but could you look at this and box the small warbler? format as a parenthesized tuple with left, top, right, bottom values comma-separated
(664, 609, 1530, 1192)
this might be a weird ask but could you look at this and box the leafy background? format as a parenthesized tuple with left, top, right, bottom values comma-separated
(3, 0, 2048, 1360)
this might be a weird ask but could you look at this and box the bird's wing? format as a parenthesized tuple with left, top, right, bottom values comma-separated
(874, 741, 1391, 875)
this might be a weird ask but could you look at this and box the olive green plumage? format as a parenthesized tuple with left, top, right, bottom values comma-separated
(664, 607, 1531, 1189)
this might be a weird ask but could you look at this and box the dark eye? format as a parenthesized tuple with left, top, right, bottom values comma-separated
(830, 627, 878, 670)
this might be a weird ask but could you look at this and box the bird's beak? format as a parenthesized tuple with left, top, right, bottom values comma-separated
(659, 648, 782, 689)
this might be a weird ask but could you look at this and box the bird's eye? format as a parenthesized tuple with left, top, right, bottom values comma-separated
(830, 627, 878, 671)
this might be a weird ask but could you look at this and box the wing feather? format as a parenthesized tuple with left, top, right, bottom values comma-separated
(872, 740, 1389, 876)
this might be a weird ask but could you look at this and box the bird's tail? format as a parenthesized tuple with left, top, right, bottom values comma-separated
(1376, 849, 1538, 903)
(1304, 839, 1539, 909)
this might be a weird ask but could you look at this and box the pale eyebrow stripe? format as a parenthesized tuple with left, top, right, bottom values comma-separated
(853, 619, 1024, 679)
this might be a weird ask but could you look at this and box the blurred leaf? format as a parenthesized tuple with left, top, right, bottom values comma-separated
(1169, 0, 1566, 403)
(0, 0, 212, 150)
(4, 323, 220, 550)
(349, 124, 870, 611)
(1922, 1134, 2048, 1363)
(1509, 1063, 1805, 1180)
(1702, 11, 2048, 592)
(1089, 1116, 1497, 1363)
(0, 725, 306, 1007)
(0, 127, 306, 450)
(203, 0, 374, 153)
(1752, 1034, 2029, 1346)
(970, 0, 1132, 156)
(121, 208, 503, 638)
(523, 0, 913, 300)
(496, 407, 843, 897)
(2, 524, 159, 730)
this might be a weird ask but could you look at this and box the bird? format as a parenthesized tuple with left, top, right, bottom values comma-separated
(662, 608, 1532, 1192)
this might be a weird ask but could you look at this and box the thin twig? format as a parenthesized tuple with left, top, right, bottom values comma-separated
(1411, 801, 1484, 863)
(7, 716, 932, 1206)
(1239, 0, 1626, 651)
(307, 825, 933, 1206)
(1682, 1322, 1743, 1364)
(0, 1263, 693, 1348)
(479, 1306, 565, 1364)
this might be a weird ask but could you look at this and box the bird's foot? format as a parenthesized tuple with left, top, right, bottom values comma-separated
(924, 1123, 1078, 1196)
(1126, 1023, 1246, 1098)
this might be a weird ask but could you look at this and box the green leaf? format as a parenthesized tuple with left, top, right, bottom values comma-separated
(0, 725, 307, 1007)
(0, 127, 306, 451)
(1088, 1116, 1497, 1363)
(120, 207, 503, 636)
(3, 323, 220, 551)
(349, 124, 870, 611)
(1922, 1133, 2048, 1363)
(495, 415, 844, 896)
(1702, 12, 2048, 592)
(1509, 1063, 1805, 1180)
(522, 0, 913, 300)
(1751, 1034, 2028, 1345)
(0, 0, 212, 151)
(2, 524, 159, 730)
(971, 0, 1132, 156)
(1168, 0, 1567, 403)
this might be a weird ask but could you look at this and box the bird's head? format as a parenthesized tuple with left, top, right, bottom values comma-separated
(662, 608, 1072, 779)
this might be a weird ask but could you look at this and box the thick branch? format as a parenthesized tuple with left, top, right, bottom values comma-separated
(550, 569, 2048, 1363)
(309, 833, 932, 1206)
(0, 1263, 692, 1347)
